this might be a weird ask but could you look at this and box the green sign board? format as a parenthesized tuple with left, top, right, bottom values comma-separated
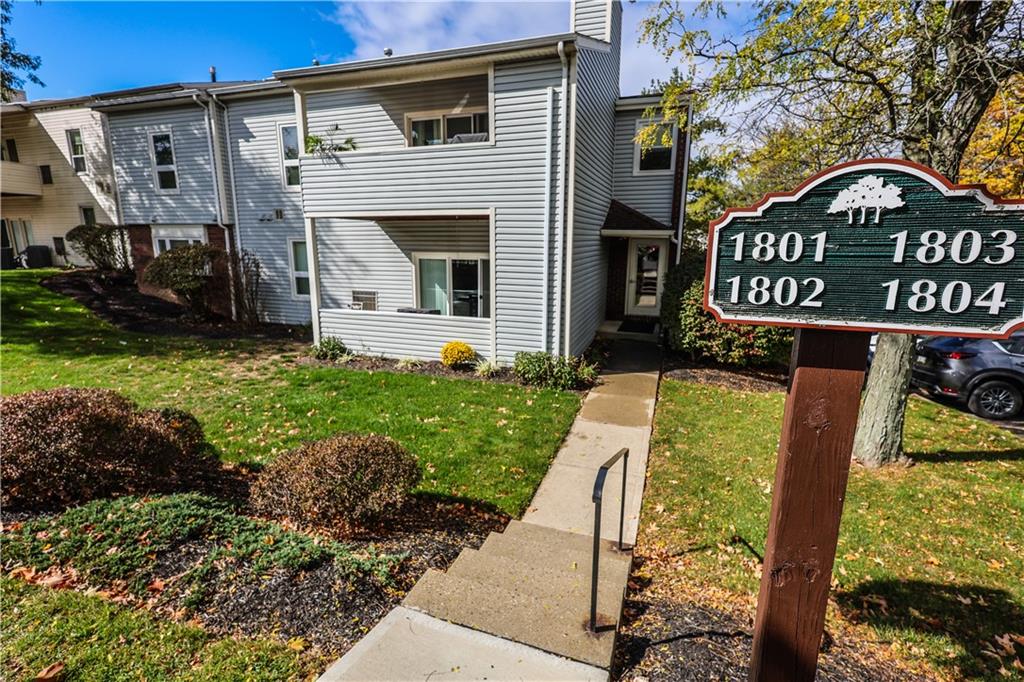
(704, 159, 1024, 338)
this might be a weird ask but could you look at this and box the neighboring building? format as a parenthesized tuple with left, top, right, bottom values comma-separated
(1, 97, 119, 267)
(88, 0, 690, 359)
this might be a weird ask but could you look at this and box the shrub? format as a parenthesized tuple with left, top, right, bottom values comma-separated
(512, 352, 599, 390)
(0, 388, 210, 510)
(312, 336, 348, 361)
(440, 341, 475, 367)
(669, 280, 792, 367)
(660, 248, 710, 348)
(143, 244, 222, 315)
(250, 434, 421, 528)
(474, 359, 500, 378)
(395, 357, 422, 370)
(65, 223, 131, 272)
(230, 248, 263, 326)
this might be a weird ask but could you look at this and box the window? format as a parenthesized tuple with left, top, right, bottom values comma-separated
(279, 124, 301, 188)
(3, 139, 18, 162)
(2, 218, 34, 251)
(352, 290, 378, 311)
(39, 165, 53, 184)
(408, 111, 489, 146)
(633, 119, 675, 175)
(289, 239, 310, 298)
(149, 131, 178, 191)
(153, 226, 205, 255)
(67, 129, 86, 173)
(414, 253, 490, 318)
(79, 206, 96, 226)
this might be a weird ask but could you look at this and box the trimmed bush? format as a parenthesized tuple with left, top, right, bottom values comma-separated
(0, 389, 210, 510)
(250, 434, 421, 528)
(143, 244, 222, 316)
(512, 352, 599, 391)
(312, 336, 349, 361)
(660, 249, 710, 349)
(669, 280, 792, 367)
(440, 341, 475, 368)
(65, 223, 131, 272)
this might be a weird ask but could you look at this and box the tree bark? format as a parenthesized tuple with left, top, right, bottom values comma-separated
(852, 333, 914, 467)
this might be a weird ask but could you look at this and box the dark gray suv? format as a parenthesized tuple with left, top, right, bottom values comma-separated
(912, 333, 1024, 420)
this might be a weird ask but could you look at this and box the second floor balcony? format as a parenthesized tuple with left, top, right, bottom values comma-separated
(1, 160, 43, 197)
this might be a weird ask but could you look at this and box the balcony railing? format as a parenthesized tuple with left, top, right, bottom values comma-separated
(0, 161, 43, 197)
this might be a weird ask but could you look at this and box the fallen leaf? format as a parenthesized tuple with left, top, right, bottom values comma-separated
(33, 662, 65, 681)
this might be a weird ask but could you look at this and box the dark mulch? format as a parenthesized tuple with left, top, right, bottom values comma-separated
(661, 355, 788, 393)
(40, 269, 310, 341)
(615, 591, 936, 682)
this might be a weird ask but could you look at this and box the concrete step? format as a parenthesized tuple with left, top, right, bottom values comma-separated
(504, 520, 634, 560)
(478, 533, 631, 591)
(447, 547, 626, 606)
(403, 569, 619, 669)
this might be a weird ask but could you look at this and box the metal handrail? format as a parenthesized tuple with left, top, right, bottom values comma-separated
(589, 447, 629, 633)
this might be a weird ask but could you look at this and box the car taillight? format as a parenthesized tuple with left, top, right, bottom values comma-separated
(941, 351, 977, 360)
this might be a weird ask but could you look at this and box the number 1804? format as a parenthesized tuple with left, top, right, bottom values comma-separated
(881, 279, 1008, 315)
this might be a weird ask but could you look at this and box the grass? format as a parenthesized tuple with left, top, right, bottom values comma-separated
(0, 577, 311, 681)
(641, 379, 1024, 680)
(0, 269, 580, 516)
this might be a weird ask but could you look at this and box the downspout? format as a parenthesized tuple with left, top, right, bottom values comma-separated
(212, 91, 245, 320)
(561, 51, 579, 357)
(553, 40, 569, 357)
(674, 96, 694, 265)
(195, 92, 237, 319)
(541, 84, 554, 353)
(99, 112, 128, 269)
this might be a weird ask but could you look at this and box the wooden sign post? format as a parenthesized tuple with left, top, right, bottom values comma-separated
(703, 159, 1024, 682)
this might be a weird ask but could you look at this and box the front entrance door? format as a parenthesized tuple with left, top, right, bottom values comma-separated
(625, 238, 668, 317)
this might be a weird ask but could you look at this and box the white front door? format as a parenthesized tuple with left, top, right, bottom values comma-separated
(625, 238, 668, 317)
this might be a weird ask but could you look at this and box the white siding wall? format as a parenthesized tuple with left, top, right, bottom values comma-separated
(572, 0, 611, 40)
(0, 107, 117, 264)
(612, 111, 673, 225)
(213, 104, 234, 224)
(108, 105, 220, 225)
(301, 59, 565, 363)
(225, 95, 309, 325)
(319, 309, 491, 360)
(306, 75, 489, 150)
(568, 45, 618, 355)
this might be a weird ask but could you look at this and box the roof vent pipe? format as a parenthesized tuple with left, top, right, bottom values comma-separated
(312, 58, 320, 66)
(384, 48, 393, 57)
(209, 66, 217, 82)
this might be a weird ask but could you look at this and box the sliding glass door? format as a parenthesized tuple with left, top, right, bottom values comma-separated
(415, 254, 490, 318)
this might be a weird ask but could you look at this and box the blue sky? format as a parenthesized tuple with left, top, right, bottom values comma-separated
(10, 1, 691, 102)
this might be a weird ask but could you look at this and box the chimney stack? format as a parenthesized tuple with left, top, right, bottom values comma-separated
(209, 66, 217, 83)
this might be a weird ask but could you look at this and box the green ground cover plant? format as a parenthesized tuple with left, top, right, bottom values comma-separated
(1, 269, 579, 517)
(641, 378, 1024, 679)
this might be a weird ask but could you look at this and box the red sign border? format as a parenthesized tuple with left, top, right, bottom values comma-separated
(703, 158, 1024, 339)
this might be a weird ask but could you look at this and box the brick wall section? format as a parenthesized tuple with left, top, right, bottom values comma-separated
(127, 224, 233, 319)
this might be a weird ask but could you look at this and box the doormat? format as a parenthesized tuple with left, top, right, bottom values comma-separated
(619, 318, 657, 334)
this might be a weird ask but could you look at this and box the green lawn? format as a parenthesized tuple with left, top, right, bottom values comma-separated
(0, 269, 580, 516)
(1, 577, 313, 681)
(641, 379, 1024, 680)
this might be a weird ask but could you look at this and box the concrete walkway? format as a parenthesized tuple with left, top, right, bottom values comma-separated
(319, 340, 661, 681)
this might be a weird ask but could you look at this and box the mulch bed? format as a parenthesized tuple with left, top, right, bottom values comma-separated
(661, 355, 788, 393)
(297, 354, 517, 384)
(40, 268, 309, 341)
(615, 565, 937, 682)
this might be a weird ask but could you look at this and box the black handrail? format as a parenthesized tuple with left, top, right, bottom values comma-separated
(589, 447, 629, 633)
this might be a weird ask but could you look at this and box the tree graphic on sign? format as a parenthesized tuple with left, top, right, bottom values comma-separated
(828, 175, 906, 224)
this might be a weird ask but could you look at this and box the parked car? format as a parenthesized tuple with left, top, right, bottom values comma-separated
(912, 333, 1024, 420)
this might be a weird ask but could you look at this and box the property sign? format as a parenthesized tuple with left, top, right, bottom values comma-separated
(704, 159, 1024, 338)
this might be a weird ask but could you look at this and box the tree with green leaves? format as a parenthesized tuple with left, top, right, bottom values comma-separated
(641, 0, 1023, 467)
(1, 0, 43, 101)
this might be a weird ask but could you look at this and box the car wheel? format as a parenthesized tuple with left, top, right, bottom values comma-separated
(968, 380, 1023, 420)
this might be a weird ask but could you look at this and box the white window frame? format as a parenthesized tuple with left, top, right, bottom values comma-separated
(288, 237, 310, 300)
(278, 122, 301, 191)
(632, 118, 676, 177)
(152, 225, 205, 256)
(405, 107, 490, 148)
(411, 251, 490, 318)
(79, 205, 97, 226)
(148, 130, 180, 194)
(66, 128, 87, 173)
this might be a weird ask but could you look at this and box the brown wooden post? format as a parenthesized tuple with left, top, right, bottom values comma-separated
(749, 328, 871, 682)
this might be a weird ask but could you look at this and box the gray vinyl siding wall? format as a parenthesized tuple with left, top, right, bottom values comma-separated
(225, 94, 309, 325)
(213, 104, 234, 224)
(108, 105, 220, 225)
(573, 0, 610, 40)
(612, 112, 673, 225)
(306, 75, 488, 150)
(568, 45, 617, 355)
(302, 59, 566, 362)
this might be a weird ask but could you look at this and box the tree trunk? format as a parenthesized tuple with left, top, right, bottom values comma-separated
(852, 332, 914, 467)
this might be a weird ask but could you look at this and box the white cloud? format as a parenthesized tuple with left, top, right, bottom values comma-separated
(325, 0, 677, 94)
